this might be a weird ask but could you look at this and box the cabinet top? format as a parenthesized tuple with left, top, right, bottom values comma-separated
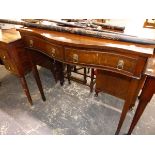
(0, 29, 21, 44)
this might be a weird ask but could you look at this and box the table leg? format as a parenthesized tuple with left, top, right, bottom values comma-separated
(115, 79, 139, 134)
(27, 50, 46, 102)
(129, 75, 146, 110)
(19, 76, 33, 105)
(128, 77, 155, 134)
(32, 65, 46, 102)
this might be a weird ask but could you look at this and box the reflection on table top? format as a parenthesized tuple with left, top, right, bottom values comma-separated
(0, 29, 21, 44)
(145, 55, 155, 77)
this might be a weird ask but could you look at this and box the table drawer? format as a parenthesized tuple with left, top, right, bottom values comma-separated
(98, 52, 138, 74)
(0, 49, 17, 73)
(23, 36, 64, 61)
(65, 47, 138, 74)
(64, 48, 98, 65)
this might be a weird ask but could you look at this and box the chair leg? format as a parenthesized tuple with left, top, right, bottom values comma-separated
(67, 64, 71, 84)
(19, 76, 33, 106)
(90, 68, 94, 93)
(84, 68, 87, 84)
(73, 66, 77, 72)
(32, 65, 46, 102)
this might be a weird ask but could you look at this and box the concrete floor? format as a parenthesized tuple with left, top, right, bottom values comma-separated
(0, 65, 155, 135)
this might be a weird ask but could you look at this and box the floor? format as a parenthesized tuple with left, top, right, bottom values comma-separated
(0, 66, 155, 135)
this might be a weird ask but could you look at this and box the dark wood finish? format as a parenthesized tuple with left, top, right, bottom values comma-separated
(115, 78, 140, 134)
(67, 64, 71, 84)
(53, 61, 64, 86)
(0, 29, 46, 105)
(128, 76, 155, 134)
(19, 76, 33, 105)
(95, 69, 145, 134)
(128, 56, 155, 134)
(64, 47, 147, 78)
(27, 49, 58, 83)
(95, 70, 132, 99)
(0, 59, 3, 64)
(18, 24, 155, 134)
(18, 27, 155, 54)
(23, 35, 64, 61)
(84, 68, 87, 84)
(31, 58, 46, 101)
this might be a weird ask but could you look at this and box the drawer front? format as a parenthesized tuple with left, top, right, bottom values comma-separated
(65, 48, 98, 65)
(65, 47, 138, 74)
(23, 36, 64, 61)
(0, 49, 17, 73)
(98, 52, 138, 74)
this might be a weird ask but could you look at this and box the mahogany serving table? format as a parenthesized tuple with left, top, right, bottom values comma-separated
(17, 21, 155, 134)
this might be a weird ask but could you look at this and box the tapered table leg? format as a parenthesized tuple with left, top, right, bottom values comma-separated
(32, 65, 46, 102)
(27, 50, 46, 102)
(128, 77, 155, 134)
(115, 79, 139, 134)
(19, 76, 33, 105)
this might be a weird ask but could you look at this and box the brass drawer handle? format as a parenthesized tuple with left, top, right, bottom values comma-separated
(73, 54, 78, 63)
(29, 39, 33, 47)
(3, 56, 6, 59)
(6, 65, 11, 71)
(51, 48, 56, 57)
(117, 59, 124, 70)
